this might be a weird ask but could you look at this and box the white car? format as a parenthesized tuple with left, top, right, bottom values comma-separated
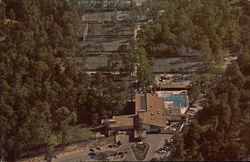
(96, 146, 103, 150)
(187, 112, 195, 116)
(157, 149, 167, 154)
(166, 138, 173, 143)
(189, 107, 196, 111)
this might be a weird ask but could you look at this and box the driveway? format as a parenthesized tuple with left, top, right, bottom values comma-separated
(144, 134, 174, 161)
(111, 134, 136, 161)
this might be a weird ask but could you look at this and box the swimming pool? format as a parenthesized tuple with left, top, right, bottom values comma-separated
(160, 92, 188, 108)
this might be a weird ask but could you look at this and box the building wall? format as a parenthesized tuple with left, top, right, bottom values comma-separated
(143, 124, 162, 133)
(169, 107, 182, 115)
(109, 126, 133, 136)
(150, 125, 161, 132)
(143, 124, 150, 132)
(111, 126, 133, 130)
(166, 115, 182, 121)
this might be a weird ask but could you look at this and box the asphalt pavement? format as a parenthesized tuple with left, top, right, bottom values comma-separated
(144, 134, 173, 161)
(53, 135, 134, 162)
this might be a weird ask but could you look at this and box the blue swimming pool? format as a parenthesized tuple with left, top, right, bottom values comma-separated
(161, 92, 187, 108)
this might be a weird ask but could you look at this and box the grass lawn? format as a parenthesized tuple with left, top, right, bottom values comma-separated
(49, 126, 93, 146)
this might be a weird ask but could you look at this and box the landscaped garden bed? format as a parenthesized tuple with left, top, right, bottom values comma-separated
(131, 142, 150, 160)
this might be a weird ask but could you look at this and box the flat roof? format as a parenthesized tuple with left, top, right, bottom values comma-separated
(137, 93, 166, 128)
(109, 114, 135, 128)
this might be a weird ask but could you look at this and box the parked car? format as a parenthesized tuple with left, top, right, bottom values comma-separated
(187, 112, 195, 116)
(96, 146, 103, 150)
(105, 151, 117, 156)
(165, 138, 173, 145)
(189, 109, 196, 113)
(117, 141, 122, 146)
(157, 147, 168, 154)
(118, 152, 125, 157)
(120, 152, 125, 158)
(161, 76, 167, 80)
(157, 150, 166, 154)
(162, 146, 170, 150)
(88, 152, 96, 156)
(113, 144, 119, 148)
(189, 107, 196, 111)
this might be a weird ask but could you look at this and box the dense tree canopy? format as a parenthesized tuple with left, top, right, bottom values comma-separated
(167, 1, 249, 160)
(0, 0, 249, 161)
(182, 51, 250, 161)
(0, 0, 84, 160)
(140, 0, 250, 161)
(138, 0, 249, 73)
(0, 0, 132, 160)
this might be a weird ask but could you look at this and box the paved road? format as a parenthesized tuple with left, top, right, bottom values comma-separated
(113, 135, 136, 161)
(53, 148, 90, 162)
(119, 142, 135, 161)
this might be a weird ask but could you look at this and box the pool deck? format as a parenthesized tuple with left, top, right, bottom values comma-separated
(156, 90, 189, 115)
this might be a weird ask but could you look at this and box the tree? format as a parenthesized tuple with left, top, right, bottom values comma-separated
(171, 136, 185, 161)
(54, 106, 77, 144)
(136, 63, 153, 91)
(134, 115, 143, 139)
(44, 145, 57, 162)
(184, 122, 202, 160)
(201, 37, 213, 72)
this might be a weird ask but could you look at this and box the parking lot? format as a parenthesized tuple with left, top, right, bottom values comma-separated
(51, 133, 175, 162)
(144, 134, 174, 161)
